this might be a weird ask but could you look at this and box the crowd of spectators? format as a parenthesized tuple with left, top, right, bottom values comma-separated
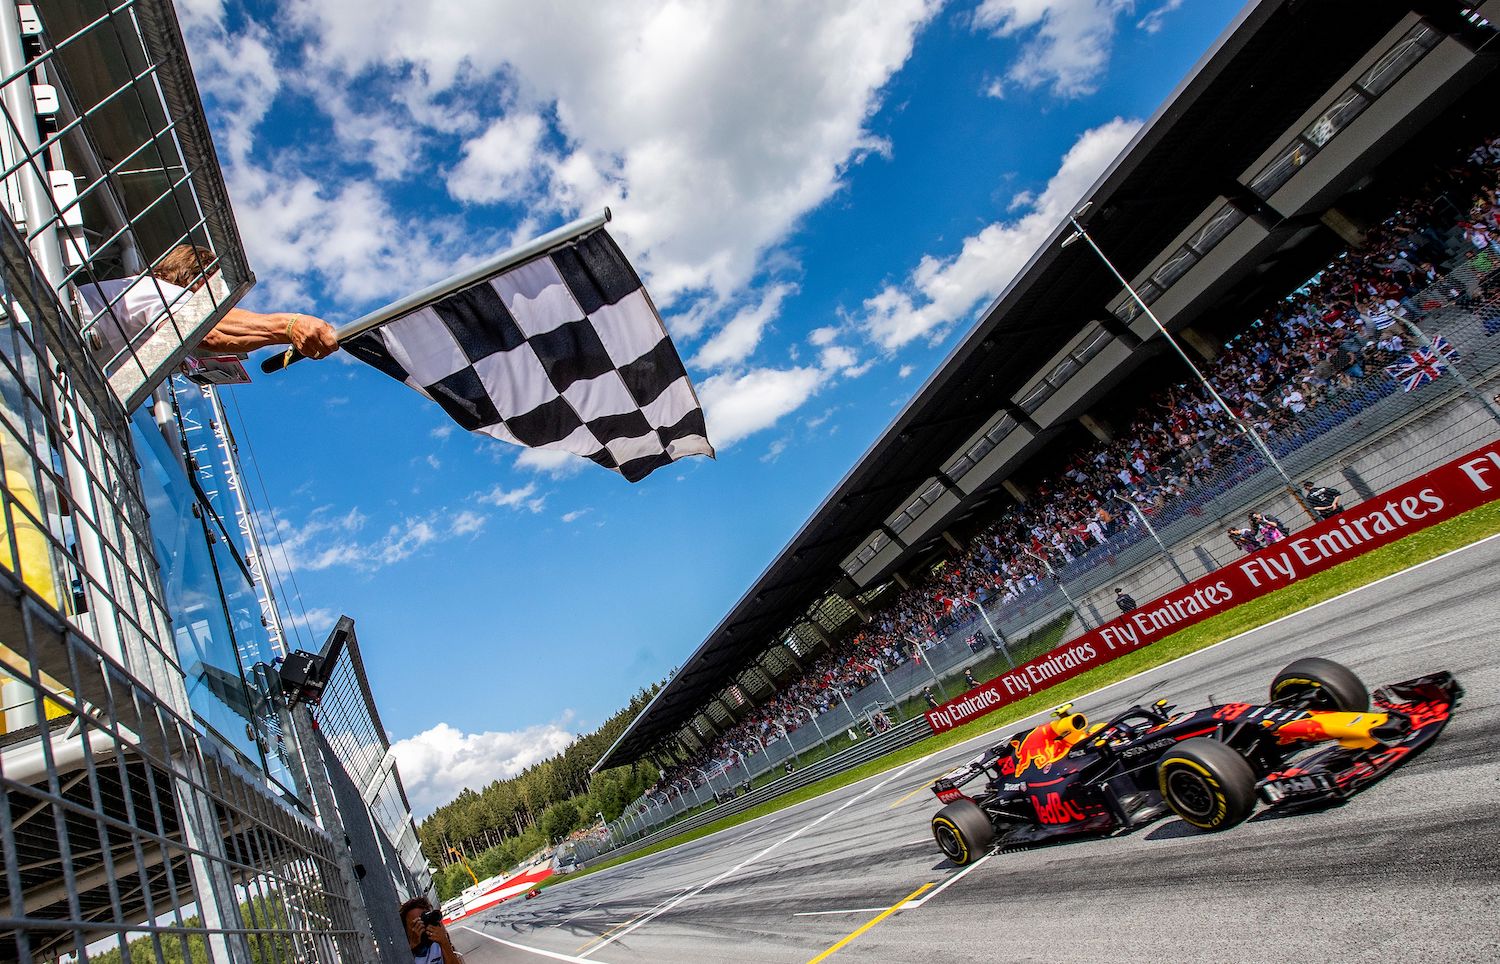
(646, 134, 1500, 805)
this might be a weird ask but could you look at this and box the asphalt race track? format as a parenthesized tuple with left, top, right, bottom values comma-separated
(451, 535, 1500, 964)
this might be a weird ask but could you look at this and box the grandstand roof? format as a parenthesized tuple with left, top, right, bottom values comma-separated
(596, 0, 1497, 771)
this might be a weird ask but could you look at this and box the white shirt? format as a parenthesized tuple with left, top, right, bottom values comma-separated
(76, 276, 193, 368)
(412, 941, 446, 963)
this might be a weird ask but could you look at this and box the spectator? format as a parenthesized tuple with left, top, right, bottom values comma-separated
(400, 896, 462, 964)
(924, 687, 939, 710)
(963, 668, 978, 689)
(1114, 588, 1138, 613)
(1302, 479, 1344, 519)
(1248, 510, 1288, 537)
(1251, 511, 1286, 544)
(1227, 526, 1261, 555)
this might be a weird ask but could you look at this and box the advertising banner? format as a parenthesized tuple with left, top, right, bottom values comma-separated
(925, 438, 1500, 733)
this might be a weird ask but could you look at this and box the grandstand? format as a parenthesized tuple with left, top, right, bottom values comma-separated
(594, 1, 1500, 816)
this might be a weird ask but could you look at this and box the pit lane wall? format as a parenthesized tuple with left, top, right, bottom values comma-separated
(925, 437, 1500, 733)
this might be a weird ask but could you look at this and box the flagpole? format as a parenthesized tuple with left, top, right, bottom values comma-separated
(262, 208, 613, 373)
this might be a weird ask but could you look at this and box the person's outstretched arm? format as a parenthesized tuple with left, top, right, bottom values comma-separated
(198, 308, 339, 359)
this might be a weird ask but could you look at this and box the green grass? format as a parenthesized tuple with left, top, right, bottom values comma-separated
(547, 499, 1500, 888)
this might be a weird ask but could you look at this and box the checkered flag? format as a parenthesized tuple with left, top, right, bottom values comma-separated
(340, 229, 714, 482)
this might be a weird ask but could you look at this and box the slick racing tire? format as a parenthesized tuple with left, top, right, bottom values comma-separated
(1157, 738, 1256, 832)
(1270, 657, 1368, 712)
(932, 799, 994, 866)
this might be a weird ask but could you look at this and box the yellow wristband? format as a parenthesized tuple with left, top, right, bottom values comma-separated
(286, 314, 299, 344)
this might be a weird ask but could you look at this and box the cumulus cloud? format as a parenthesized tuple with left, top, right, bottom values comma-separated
(691, 283, 795, 369)
(513, 448, 588, 478)
(697, 366, 825, 448)
(477, 482, 547, 513)
(1137, 0, 1185, 34)
(285, 0, 940, 309)
(261, 504, 477, 572)
(450, 510, 488, 535)
(972, 0, 1133, 98)
(448, 111, 548, 204)
(561, 508, 591, 523)
(392, 721, 578, 816)
(859, 117, 1139, 350)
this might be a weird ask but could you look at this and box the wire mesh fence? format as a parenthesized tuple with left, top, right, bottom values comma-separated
(0, 2, 399, 960)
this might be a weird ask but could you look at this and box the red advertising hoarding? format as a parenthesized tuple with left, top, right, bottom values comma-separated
(925, 439, 1500, 733)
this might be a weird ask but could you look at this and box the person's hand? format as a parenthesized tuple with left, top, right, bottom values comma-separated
(287, 314, 339, 360)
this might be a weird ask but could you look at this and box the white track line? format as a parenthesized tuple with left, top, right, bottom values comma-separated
(577, 754, 939, 958)
(462, 925, 615, 963)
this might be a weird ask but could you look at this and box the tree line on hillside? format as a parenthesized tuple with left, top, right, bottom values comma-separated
(417, 683, 665, 900)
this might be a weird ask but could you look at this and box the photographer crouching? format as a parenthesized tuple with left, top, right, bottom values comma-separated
(400, 896, 464, 964)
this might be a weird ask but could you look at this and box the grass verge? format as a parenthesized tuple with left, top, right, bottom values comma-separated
(547, 499, 1500, 888)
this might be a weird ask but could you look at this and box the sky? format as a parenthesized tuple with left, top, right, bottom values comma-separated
(178, 0, 1244, 814)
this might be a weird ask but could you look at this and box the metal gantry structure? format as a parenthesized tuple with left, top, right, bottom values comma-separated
(0, 2, 422, 961)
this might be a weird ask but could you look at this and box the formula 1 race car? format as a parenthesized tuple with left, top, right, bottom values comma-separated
(929, 658, 1461, 865)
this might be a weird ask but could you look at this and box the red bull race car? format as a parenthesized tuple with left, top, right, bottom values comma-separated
(929, 658, 1461, 865)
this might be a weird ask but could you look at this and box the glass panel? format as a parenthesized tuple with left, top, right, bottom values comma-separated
(986, 413, 1016, 442)
(889, 511, 913, 534)
(944, 453, 974, 481)
(1249, 141, 1311, 199)
(967, 435, 995, 464)
(1074, 325, 1113, 364)
(1111, 289, 1142, 322)
(1018, 383, 1051, 414)
(1358, 23, 1438, 97)
(131, 409, 263, 769)
(1303, 87, 1369, 148)
(1187, 203, 1245, 255)
(1150, 246, 1198, 290)
(1047, 355, 1080, 386)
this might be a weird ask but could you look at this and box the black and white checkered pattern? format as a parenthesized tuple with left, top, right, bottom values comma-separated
(343, 230, 714, 482)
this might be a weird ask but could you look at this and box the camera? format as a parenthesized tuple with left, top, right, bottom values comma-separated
(420, 908, 443, 927)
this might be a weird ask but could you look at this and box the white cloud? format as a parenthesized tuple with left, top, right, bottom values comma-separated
(392, 721, 577, 816)
(697, 366, 825, 448)
(898, 364, 915, 378)
(691, 283, 795, 369)
(477, 482, 547, 513)
(561, 508, 591, 523)
(760, 438, 788, 463)
(808, 325, 840, 347)
(859, 117, 1139, 350)
(281, 606, 339, 637)
(514, 447, 588, 478)
(972, 0, 1132, 98)
(425, 454, 442, 470)
(261, 504, 475, 572)
(286, 0, 941, 308)
(430, 425, 455, 441)
(1138, 0, 1185, 34)
(450, 510, 488, 535)
(447, 111, 548, 204)
(983, 77, 1006, 99)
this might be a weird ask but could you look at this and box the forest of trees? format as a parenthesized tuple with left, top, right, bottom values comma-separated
(417, 683, 665, 901)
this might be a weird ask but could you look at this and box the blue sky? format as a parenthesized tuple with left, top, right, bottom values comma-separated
(180, 0, 1242, 813)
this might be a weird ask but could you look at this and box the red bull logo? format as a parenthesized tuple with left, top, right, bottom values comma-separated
(1011, 713, 1091, 775)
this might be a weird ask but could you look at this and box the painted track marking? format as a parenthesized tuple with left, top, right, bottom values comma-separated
(462, 924, 615, 963)
(576, 754, 937, 958)
(806, 882, 933, 963)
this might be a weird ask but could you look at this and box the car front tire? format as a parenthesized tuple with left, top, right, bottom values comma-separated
(1157, 737, 1256, 831)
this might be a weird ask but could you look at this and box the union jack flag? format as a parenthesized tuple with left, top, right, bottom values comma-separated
(1385, 335, 1459, 392)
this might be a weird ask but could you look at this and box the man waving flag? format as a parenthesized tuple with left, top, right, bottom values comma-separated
(268, 211, 713, 482)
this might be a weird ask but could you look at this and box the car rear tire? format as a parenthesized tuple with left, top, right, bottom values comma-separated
(931, 799, 994, 866)
(1270, 657, 1368, 711)
(1157, 738, 1256, 831)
